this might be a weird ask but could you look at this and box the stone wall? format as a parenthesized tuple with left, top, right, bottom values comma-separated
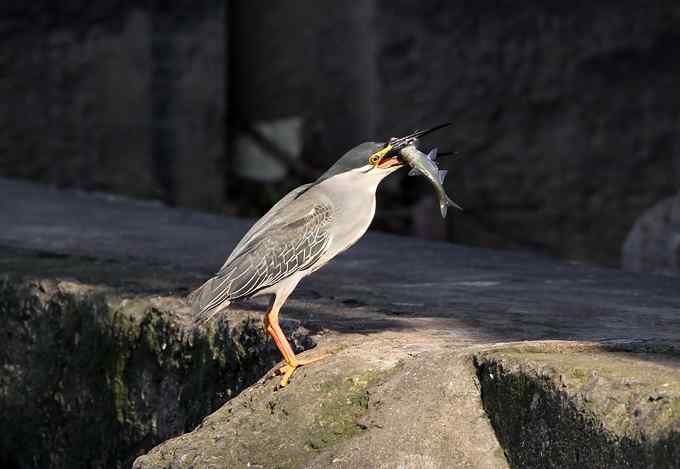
(0, 2, 225, 210)
(1, 2, 679, 266)
(373, 1, 680, 265)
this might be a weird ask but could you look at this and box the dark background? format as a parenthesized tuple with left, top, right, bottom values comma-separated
(1, 1, 679, 270)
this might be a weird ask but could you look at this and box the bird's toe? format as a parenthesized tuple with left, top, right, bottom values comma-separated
(275, 363, 299, 389)
(273, 353, 330, 389)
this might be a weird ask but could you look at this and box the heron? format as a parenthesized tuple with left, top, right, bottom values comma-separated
(189, 125, 449, 387)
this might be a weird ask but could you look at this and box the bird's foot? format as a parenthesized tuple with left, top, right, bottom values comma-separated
(274, 354, 330, 389)
(274, 361, 299, 388)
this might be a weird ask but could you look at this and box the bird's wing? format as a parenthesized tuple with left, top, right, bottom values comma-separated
(225, 183, 313, 264)
(189, 192, 333, 316)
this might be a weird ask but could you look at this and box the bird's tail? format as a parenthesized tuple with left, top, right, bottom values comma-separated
(187, 277, 231, 325)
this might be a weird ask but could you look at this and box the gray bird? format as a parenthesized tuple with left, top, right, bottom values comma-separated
(189, 127, 446, 387)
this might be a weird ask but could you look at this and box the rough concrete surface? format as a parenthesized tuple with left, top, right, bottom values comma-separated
(134, 338, 507, 469)
(1, 177, 680, 468)
(0, 257, 311, 468)
(476, 341, 680, 469)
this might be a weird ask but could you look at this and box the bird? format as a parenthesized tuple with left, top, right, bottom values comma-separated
(189, 125, 449, 388)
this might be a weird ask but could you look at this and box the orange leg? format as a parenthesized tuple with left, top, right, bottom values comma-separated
(263, 295, 326, 388)
(264, 307, 299, 367)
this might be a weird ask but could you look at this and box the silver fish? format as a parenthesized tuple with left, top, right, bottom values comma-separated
(399, 145, 462, 218)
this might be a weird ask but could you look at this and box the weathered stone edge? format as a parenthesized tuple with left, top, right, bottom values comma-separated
(0, 276, 311, 468)
(474, 340, 680, 469)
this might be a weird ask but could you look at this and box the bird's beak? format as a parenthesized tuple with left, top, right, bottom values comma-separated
(370, 144, 405, 170)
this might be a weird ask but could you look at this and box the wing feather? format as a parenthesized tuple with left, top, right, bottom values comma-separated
(189, 197, 333, 317)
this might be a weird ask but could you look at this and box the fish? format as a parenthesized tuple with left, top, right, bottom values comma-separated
(399, 144, 462, 218)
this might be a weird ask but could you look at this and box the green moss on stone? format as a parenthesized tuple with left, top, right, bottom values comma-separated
(0, 275, 291, 469)
(475, 347, 680, 469)
(306, 371, 376, 450)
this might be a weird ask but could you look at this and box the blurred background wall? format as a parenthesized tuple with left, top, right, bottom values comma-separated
(1, 1, 679, 271)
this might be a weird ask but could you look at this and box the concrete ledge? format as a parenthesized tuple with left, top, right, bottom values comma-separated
(0, 267, 311, 468)
(2, 178, 680, 468)
(475, 341, 680, 469)
(133, 341, 508, 469)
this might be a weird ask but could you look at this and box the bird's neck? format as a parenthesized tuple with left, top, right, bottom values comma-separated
(314, 166, 403, 206)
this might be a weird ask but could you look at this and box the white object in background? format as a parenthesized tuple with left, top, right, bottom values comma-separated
(234, 116, 303, 183)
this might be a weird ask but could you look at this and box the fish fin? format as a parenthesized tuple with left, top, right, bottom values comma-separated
(427, 148, 438, 162)
(438, 169, 448, 184)
(408, 168, 422, 176)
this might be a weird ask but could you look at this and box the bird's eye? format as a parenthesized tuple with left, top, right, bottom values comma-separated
(368, 153, 382, 166)
(368, 145, 393, 166)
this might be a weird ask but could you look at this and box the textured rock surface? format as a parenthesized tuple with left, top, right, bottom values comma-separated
(0, 249, 312, 469)
(136, 339, 680, 469)
(134, 339, 508, 469)
(622, 192, 680, 274)
(2, 178, 680, 468)
(476, 341, 680, 469)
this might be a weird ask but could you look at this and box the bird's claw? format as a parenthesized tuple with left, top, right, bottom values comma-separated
(275, 362, 300, 389)
(273, 354, 330, 389)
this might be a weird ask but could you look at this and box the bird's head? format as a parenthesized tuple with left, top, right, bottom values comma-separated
(316, 123, 452, 185)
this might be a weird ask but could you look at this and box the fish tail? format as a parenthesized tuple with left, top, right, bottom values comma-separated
(439, 195, 463, 219)
(448, 199, 463, 212)
(447, 196, 463, 212)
